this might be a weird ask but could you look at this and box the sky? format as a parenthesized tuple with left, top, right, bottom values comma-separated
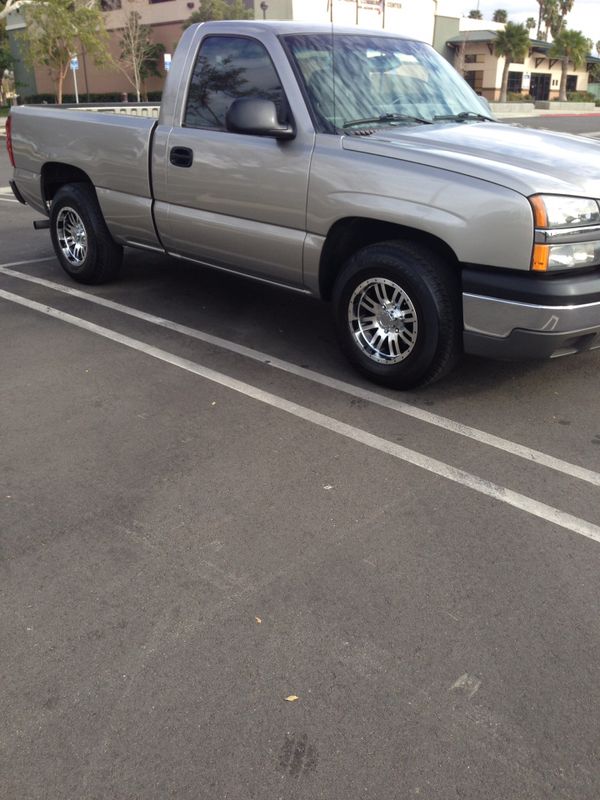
(468, 1, 600, 48)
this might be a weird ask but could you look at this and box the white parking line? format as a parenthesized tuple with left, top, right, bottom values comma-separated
(2, 287, 599, 543)
(1, 261, 599, 488)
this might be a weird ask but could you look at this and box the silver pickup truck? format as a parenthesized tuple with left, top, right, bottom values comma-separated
(7, 20, 600, 387)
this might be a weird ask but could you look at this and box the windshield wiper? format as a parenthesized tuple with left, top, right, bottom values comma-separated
(343, 113, 433, 129)
(433, 110, 496, 123)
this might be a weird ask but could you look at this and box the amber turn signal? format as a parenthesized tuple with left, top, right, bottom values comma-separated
(532, 244, 549, 272)
(529, 195, 548, 228)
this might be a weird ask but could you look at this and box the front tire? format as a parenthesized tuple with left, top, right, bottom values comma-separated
(333, 241, 461, 389)
(50, 183, 123, 285)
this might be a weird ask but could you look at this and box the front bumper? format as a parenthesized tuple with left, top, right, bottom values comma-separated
(462, 267, 600, 359)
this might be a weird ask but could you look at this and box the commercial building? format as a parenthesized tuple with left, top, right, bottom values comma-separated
(7, 0, 597, 104)
(446, 30, 598, 101)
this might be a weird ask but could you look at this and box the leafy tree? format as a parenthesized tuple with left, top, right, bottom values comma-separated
(185, 0, 253, 27)
(116, 6, 164, 101)
(468, 9, 483, 19)
(138, 41, 165, 98)
(549, 28, 590, 101)
(494, 21, 530, 102)
(526, 17, 536, 32)
(492, 9, 508, 23)
(20, 0, 110, 103)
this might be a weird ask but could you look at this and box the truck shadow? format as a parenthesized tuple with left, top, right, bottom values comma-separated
(115, 250, 599, 404)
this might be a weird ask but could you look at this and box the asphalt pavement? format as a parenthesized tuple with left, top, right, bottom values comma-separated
(1, 120, 600, 800)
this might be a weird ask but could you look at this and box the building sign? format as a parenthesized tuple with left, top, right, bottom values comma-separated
(522, 72, 531, 91)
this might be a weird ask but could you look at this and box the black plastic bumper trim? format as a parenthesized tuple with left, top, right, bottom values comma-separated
(9, 180, 27, 206)
(464, 328, 600, 360)
(462, 265, 600, 307)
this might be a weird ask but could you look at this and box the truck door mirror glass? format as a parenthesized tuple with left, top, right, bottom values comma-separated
(225, 98, 295, 140)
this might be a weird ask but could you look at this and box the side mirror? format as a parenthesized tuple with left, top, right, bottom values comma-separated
(225, 98, 295, 140)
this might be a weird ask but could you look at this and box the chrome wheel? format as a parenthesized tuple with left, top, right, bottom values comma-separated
(348, 277, 418, 364)
(56, 206, 88, 266)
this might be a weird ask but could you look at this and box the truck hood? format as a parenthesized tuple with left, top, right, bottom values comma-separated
(342, 122, 600, 198)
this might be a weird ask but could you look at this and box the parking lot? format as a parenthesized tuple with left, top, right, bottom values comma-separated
(1, 122, 600, 799)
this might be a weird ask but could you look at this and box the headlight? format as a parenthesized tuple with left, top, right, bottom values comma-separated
(529, 194, 600, 272)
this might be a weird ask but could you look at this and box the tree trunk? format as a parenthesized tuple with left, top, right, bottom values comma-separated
(500, 58, 510, 103)
(559, 58, 568, 101)
(57, 74, 63, 104)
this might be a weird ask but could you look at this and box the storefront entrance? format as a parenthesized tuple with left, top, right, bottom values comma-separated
(529, 73, 551, 101)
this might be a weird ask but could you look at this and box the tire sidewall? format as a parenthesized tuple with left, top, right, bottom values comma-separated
(333, 245, 452, 388)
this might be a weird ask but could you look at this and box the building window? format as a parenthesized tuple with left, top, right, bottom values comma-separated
(464, 70, 483, 92)
(184, 36, 285, 130)
(566, 75, 578, 92)
(507, 72, 523, 93)
(465, 54, 477, 64)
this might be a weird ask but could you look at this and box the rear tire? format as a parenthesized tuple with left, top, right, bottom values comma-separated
(50, 183, 123, 285)
(332, 241, 461, 389)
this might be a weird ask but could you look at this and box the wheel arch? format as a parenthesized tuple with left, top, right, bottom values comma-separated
(41, 163, 95, 206)
(318, 217, 460, 301)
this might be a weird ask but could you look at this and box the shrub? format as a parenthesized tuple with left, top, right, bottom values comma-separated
(565, 91, 596, 102)
(22, 91, 161, 104)
(506, 92, 532, 102)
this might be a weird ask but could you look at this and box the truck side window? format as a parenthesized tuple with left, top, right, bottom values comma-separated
(185, 35, 284, 130)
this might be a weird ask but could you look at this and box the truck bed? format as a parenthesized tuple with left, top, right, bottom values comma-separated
(11, 105, 160, 251)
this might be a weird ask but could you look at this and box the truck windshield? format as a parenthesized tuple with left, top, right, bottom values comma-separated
(283, 33, 493, 133)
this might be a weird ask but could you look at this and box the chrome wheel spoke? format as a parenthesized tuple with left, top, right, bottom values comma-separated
(369, 328, 387, 350)
(359, 295, 379, 314)
(398, 327, 416, 347)
(374, 282, 388, 305)
(388, 333, 401, 358)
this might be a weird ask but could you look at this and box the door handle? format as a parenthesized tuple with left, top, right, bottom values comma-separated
(169, 147, 194, 168)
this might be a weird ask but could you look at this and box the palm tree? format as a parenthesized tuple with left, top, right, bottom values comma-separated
(547, 0, 574, 38)
(549, 29, 590, 101)
(468, 9, 483, 19)
(526, 17, 536, 34)
(493, 9, 508, 23)
(494, 22, 530, 102)
(536, 0, 557, 41)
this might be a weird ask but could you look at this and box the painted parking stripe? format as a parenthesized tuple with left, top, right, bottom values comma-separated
(0, 187, 18, 202)
(1, 261, 599, 489)
(1, 287, 600, 544)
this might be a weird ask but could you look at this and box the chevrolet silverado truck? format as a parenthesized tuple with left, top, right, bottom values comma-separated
(7, 20, 600, 388)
